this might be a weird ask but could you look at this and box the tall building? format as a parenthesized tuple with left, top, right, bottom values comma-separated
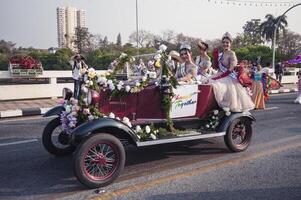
(56, 7, 86, 49)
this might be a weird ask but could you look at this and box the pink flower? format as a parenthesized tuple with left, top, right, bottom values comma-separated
(58, 99, 65, 105)
(83, 108, 91, 115)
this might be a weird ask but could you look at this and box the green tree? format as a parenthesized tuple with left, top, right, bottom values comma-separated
(74, 27, 93, 54)
(278, 30, 301, 56)
(0, 53, 9, 70)
(242, 19, 263, 45)
(259, 14, 288, 49)
(116, 33, 122, 46)
(0, 40, 16, 55)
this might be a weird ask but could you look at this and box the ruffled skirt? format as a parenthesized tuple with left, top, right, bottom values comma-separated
(210, 76, 255, 112)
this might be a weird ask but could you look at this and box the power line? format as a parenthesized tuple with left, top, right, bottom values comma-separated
(207, 0, 301, 6)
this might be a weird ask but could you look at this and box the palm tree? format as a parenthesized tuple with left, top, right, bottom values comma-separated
(259, 14, 288, 49)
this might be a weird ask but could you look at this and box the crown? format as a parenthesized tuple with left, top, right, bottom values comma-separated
(222, 32, 232, 41)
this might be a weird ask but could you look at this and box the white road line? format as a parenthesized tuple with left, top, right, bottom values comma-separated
(264, 106, 279, 110)
(0, 139, 38, 147)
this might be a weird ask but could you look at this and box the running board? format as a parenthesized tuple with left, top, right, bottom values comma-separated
(136, 131, 226, 147)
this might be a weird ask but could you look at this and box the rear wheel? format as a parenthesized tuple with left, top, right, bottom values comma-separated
(224, 118, 252, 152)
(73, 133, 125, 188)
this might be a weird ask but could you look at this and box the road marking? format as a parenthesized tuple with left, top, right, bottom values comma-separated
(0, 139, 38, 147)
(264, 106, 279, 111)
(92, 140, 301, 200)
(0, 109, 22, 118)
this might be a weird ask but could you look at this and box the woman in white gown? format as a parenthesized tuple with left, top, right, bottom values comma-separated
(210, 32, 255, 112)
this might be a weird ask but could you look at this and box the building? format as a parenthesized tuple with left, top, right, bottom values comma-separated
(56, 7, 86, 50)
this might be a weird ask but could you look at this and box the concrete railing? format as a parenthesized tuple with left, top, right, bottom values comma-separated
(0, 68, 299, 101)
(0, 70, 105, 101)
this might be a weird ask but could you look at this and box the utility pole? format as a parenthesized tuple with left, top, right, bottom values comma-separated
(136, 0, 139, 56)
(272, 3, 301, 69)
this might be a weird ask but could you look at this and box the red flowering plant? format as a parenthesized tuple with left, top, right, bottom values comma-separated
(9, 55, 42, 70)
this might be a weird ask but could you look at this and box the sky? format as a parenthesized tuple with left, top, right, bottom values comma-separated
(0, 0, 300, 49)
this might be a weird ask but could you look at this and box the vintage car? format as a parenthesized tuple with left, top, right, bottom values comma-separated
(42, 78, 255, 188)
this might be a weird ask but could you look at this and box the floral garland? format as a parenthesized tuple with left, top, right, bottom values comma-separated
(157, 44, 179, 132)
(200, 108, 231, 131)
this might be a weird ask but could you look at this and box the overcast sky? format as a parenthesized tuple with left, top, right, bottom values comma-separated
(0, 0, 300, 48)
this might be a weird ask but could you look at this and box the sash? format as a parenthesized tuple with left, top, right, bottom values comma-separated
(218, 53, 237, 79)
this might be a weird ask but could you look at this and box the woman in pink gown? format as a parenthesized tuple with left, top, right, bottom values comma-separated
(210, 32, 255, 112)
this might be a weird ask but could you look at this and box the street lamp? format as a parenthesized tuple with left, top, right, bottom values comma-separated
(272, 3, 301, 69)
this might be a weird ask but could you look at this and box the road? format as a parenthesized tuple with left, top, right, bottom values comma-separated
(0, 93, 300, 200)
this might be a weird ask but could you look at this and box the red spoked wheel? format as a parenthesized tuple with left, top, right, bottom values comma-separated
(224, 118, 253, 152)
(73, 133, 125, 188)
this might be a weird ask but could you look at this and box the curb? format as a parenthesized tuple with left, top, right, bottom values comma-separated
(0, 107, 52, 118)
(270, 88, 298, 94)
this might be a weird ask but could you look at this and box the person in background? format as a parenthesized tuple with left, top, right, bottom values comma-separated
(275, 61, 284, 83)
(134, 58, 147, 76)
(168, 50, 181, 75)
(175, 44, 197, 82)
(251, 65, 265, 109)
(69, 53, 88, 99)
(294, 69, 301, 104)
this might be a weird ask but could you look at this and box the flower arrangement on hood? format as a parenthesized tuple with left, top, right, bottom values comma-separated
(134, 124, 160, 141)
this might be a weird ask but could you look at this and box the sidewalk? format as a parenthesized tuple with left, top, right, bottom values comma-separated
(0, 84, 298, 118)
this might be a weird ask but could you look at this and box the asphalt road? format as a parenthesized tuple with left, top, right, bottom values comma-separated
(0, 93, 300, 200)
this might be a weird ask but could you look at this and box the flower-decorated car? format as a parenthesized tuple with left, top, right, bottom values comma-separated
(42, 46, 255, 189)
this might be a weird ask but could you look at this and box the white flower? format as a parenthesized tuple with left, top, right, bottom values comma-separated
(223, 107, 230, 112)
(118, 81, 124, 86)
(154, 54, 162, 60)
(142, 76, 147, 82)
(125, 85, 131, 92)
(137, 134, 141, 139)
(159, 44, 167, 52)
(213, 110, 219, 115)
(88, 68, 95, 73)
(135, 125, 142, 133)
(150, 133, 157, 140)
(88, 115, 94, 121)
(109, 112, 115, 118)
(103, 115, 108, 118)
(83, 75, 88, 82)
(155, 82, 159, 86)
(119, 53, 127, 59)
(135, 81, 141, 87)
(82, 86, 88, 93)
(206, 124, 210, 128)
(89, 80, 94, 86)
(225, 111, 231, 116)
(145, 125, 151, 134)
(109, 84, 115, 91)
(116, 117, 120, 121)
(65, 105, 72, 113)
(122, 117, 130, 123)
(98, 76, 107, 84)
(156, 50, 162, 54)
(68, 122, 76, 128)
(117, 84, 122, 90)
(83, 98, 88, 105)
(126, 122, 132, 128)
(107, 80, 113, 85)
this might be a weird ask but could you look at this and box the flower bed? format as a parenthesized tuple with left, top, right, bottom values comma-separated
(9, 56, 43, 77)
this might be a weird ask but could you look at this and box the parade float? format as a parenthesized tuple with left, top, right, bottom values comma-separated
(42, 45, 255, 188)
(9, 55, 43, 77)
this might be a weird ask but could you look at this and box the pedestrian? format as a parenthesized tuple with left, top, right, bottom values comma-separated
(275, 61, 284, 83)
(294, 69, 301, 104)
(69, 53, 88, 99)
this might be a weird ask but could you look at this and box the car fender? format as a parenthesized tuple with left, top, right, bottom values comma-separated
(43, 106, 63, 117)
(217, 112, 255, 132)
(71, 118, 139, 146)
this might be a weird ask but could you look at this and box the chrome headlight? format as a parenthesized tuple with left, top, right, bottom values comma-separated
(62, 88, 73, 100)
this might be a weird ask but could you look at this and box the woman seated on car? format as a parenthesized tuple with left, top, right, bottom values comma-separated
(175, 44, 197, 82)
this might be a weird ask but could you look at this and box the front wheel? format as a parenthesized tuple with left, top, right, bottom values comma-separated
(224, 118, 253, 152)
(42, 117, 75, 156)
(73, 133, 125, 189)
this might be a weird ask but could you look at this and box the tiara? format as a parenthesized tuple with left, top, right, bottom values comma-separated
(222, 32, 232, 41)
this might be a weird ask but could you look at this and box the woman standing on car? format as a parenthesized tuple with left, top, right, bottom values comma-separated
(175, 44, 197, 82)
(210, 32, 254, 112)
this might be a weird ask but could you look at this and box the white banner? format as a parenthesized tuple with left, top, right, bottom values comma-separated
(170, 84, 198, 118)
